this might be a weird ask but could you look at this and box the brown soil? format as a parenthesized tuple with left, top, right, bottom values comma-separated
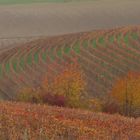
(0, 0, 140, 39)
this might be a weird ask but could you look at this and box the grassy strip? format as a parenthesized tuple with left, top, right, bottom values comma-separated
(42, 49, 48, 62)
(20, 57, 25, 70)
(49, 47, 55, 61)
(92, 40, 96, 48)
(27, 53, 32, 65)
(73, 42, 80, 54)
(64, 45, 71, 55)
(5, 62, 10, 73)
(82, 40, 88, 48)
(109, 36, 114, 43)
(12, 59, 18, 72)
(57, 47, 62, 58)
(98, 37, 104, 44)
(34, 50, 40, 64)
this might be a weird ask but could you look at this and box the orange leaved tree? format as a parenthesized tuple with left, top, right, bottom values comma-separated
(110, 72, 140, 117)
(43, 61, 86, 108)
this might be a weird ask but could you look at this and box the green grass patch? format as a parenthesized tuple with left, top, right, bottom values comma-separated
(49, 47, 55, 61)
(124, 33, 129, 44)
(5, 62, 10, 73)
(64, 45, 71, 55)
(109, 36, 114, 43)
(73, 42, 80, 54)
(92, 40, 96, 48)
(20, 57, 25, 70)
(82, 40, 88, 48)
(131, 33, 139, 40)
(57, 48, 62, 58)
(98, 37, 104, 44)
(27, 53, 32, 65)
(34, 50, 40, 64)
(12, 59, 18, 72)
(42, 50, 47, 62)
(117, 33, 121, 44)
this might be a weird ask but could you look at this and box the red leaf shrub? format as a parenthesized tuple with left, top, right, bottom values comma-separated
(41, 92, 66, 107)
(103, 101, 120, 114)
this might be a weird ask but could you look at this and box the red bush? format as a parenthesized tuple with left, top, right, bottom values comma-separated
(103, 101, 120, 114)
(42, 93, 66, 107)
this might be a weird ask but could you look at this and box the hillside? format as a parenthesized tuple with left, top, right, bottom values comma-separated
(0, 101, 140, 139)
(0, 26, 140, 100)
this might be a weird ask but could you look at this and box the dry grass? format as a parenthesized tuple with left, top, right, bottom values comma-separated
(0, 101, 140, 140)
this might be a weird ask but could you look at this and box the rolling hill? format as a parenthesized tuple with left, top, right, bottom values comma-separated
(1, 101, 140, 139)
(0, 26, 140, 100)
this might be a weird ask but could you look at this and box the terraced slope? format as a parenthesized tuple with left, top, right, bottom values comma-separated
(0, 26, 140, 100)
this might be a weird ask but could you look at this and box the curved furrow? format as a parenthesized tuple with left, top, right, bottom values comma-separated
(103, 33, 140, 71)
(1, 26, 140, 100)
(107, 28, 140, 71)
(29, 42, 64, 86)
(25, 45, 48, 86)
(20, 42, 57, 86)
(113, 32, 140, 70)
(5, 47, 25, 89)
(82, 67, 109, 96)
(28, 40, 54, 74)
(38, 44, 64, 81)
(64, 37, 109, 95)
(128, 33, 140, 52)
(42, 38, 66, 71)
(8, 45, 43, 89)
(114, 33, 140, 65)
(70, 49, 110, 96)
(114, 34, 140, 69)
(49, 37, 82, 77)
(79, 45, 114, 88)
(87, 39, 125, 76)
(37, 45, 57, 80)
(84, 35, 118, 80)
(79, 38, 115, 90)
(49, 46, 67, 74)
(20, 42, 50, 86)
(0, 47, 20, 98)
(94, 31, 125, 76)
(61, 43, 77, 65)
(118, 30, 140, 65)
(70, 40, 110, 94)
(95, 40, 130, 72)
(15, 44, 40, 87)
(81, 39, 116, 81)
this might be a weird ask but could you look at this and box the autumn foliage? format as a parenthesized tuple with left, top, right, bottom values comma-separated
(47, 62, 86, 108)
(110, 72, 140, 117)
(17, 61, 87, 108)
(1, 101, 140, 140)
(17, 87, 41, 103)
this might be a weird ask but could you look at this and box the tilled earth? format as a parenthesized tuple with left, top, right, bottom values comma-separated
(0, 0, 140, 39)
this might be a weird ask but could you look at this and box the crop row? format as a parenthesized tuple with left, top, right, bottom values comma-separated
(0, 26, 140, 99)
